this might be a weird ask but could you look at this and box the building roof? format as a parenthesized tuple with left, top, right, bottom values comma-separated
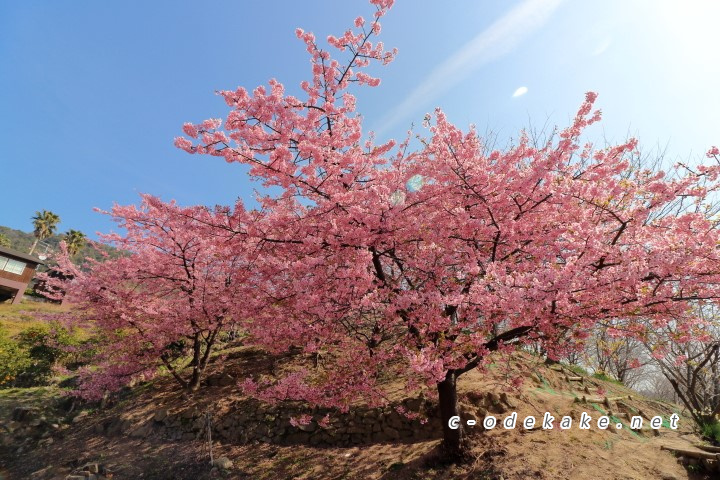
(0, 245, 43, 265)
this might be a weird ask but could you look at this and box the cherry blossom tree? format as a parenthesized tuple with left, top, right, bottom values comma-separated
(42, 196, 259, 400)
(175, 0, 720, 460)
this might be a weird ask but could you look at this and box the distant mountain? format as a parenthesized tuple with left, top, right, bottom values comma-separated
(0, 225, 120, 267)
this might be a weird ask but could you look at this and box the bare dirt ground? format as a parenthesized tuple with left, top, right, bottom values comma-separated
(0, 349, 715, 480)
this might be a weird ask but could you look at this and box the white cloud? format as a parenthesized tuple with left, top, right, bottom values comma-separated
(373, 0, 564, 136)
(512, 86, 528, 97)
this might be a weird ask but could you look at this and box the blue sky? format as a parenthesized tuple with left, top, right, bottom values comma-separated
(1, 0, 719, 238)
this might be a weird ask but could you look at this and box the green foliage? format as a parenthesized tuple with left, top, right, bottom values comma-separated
(0, 233, 10, 247)
(0, 326, 30, 386)
(13, 324, 69, 386)
(0, 224, 119, 266)
(701, 420, 720, 444)
(63, 229, 87, 257)
(31, 210, 61, 240)
(18, 325, 70, 363)
(0, 322, 92, 387)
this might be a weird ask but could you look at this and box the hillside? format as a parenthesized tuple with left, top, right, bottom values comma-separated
(0, 337, 716, 480)
(0, 225, 119, 267)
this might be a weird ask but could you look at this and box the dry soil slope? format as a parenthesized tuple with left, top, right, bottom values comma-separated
(1, 348, 714, 480)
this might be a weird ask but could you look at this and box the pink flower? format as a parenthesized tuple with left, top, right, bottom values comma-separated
(674, 355, 687, 366)
(290, 414, 313, 427)
(182, 123, 198, 137)
(651, 350, 667, 360)
(201, 118, 222, 130)
(317, 414, 331, 428)
(173, 137, 194, 152)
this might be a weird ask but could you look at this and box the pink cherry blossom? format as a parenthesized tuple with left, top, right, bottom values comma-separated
(53, 0, 720, 460)
(41, 196, 261, 400)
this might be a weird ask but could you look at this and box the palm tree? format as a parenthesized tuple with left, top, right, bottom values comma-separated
(63, 229, 86, 257)
(29, 210, 60, 255)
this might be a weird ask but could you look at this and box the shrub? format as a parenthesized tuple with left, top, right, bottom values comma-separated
(701, 420, 720, 445)
(0, 326, 30, 386)
(17, 325, 71, 363)
(12, 325, 68, 386)
(0, 323, 87, 387)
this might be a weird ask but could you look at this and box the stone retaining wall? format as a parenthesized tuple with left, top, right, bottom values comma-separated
(101, 397, 444, 447)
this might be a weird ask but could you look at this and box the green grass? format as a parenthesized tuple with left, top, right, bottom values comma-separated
(0, 302, 68, 337)
(533, 371, 558, 395)
(563, 363, 589, 376)
(587, 402, 643, 439)
(0, 385, 62, 418)
(592, 372, 624, 386)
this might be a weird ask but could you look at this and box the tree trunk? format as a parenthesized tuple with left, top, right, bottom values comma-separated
(188, 368, 202, 391)
(187, 328, 219, 392)
(437, 370, 471, 462)
(29, 238, 39, 255)
(188, 335, 203, 392)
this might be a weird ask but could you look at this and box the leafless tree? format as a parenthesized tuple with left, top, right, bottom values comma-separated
(643, 304, 720, 428)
